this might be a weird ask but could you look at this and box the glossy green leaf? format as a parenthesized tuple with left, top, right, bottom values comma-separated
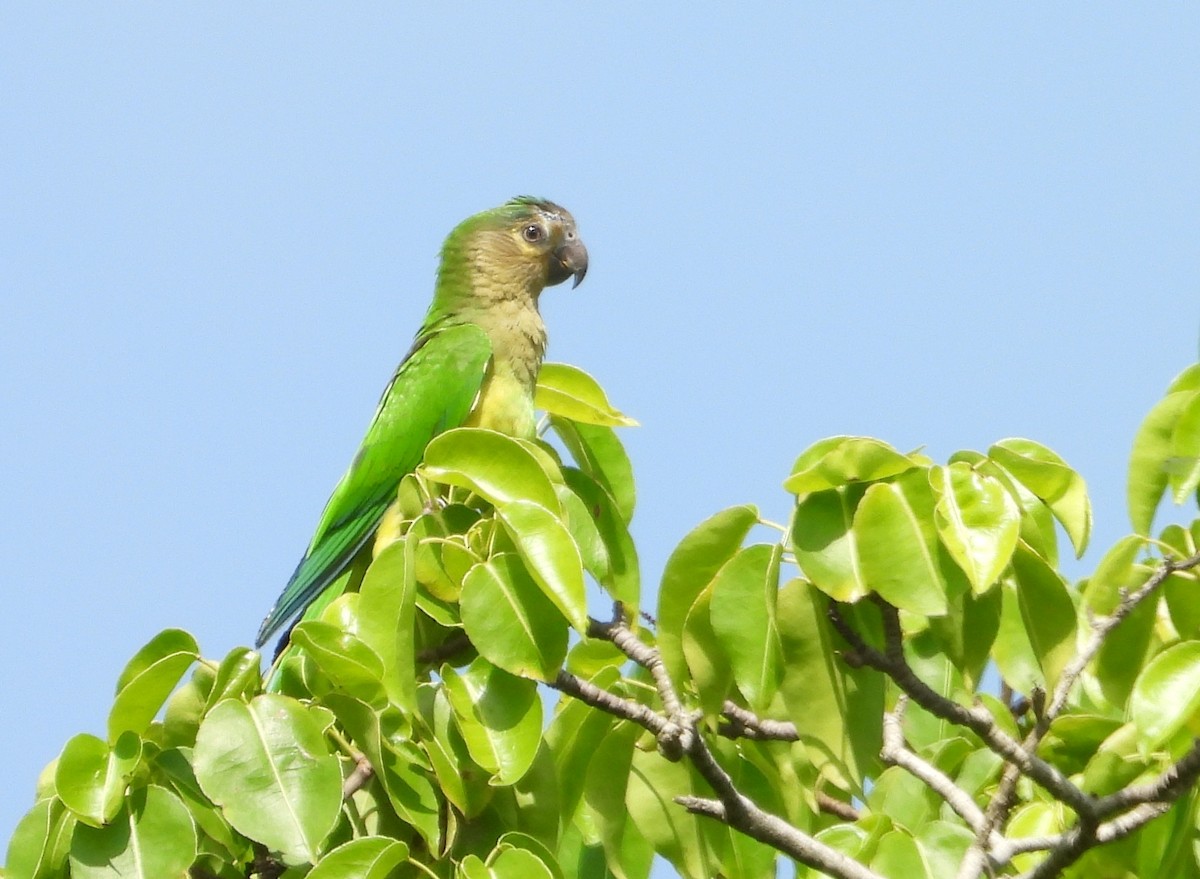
(6, 797, 72, 879)
(55, 732, 140, 827)
(991, 578, 1041, 694)
(854, 480, 948, 616)
(784, 435, 918, 494)
(420, 686, 492, 819)
(657, 504, 758, 688)
(423, 427, 560, 512)
(461, 553, 568, 680)
(870, 829, 930, 879)
(193, 694, 341, 863)
(307, 837, 410, 879)
(69, 786, 195, 879)
(710, 543, 782, 710)
(1085, 534, 1149, 614)
(915, 822, 973, 879)
(547, 668, 620, 825)
(442, 659, 542, 786)
(626, 748, 711, 879)
(556, 483, 611, 584)
(683, 583, 733, 713)
(1128, 390, 1199, 535)
(1011, 543, 1077, 691)
(563, 467, 640, 614)
(357, 536, 418, 713)
(536, 363, 638, 427)
(1081, 723, 1150, 796)
(990, 438, 1091, 556)
(792, 486, 868, 602)
(930, 463, 1020, 594)
(203, 646, 262, 710)
(153, 746, 242, 860)
(1130, 641, 1200, 753)
(485, 846, 557, 879)
(1094, 592, 1157, 711)
(582, 721, 650, 879)
(550, 417, 636, 524)
(1170, 393, 1200, 503)
(776, 578, 883, 792)
(107, 628, 199, 741)
(290, 621, 386, 704)
(1165, 568, 1200, 640)
(497, 500, 588, 633)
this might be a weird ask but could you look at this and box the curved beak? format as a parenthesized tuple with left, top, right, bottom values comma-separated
(549, 238, 589, 289)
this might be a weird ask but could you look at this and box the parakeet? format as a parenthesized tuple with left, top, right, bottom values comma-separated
(255, 197, 587, 649)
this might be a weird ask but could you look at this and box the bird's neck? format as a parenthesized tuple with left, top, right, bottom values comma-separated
(430, 257, 547, 390)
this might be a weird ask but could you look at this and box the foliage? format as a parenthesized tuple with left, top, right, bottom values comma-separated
(8, 360, 1200, 879)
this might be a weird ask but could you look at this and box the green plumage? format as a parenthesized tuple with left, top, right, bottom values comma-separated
(256, 197, 587, 648)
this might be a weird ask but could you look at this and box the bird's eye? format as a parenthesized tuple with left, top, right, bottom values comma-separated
(523, 224, 543, 242)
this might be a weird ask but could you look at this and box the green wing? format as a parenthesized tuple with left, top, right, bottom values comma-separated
(256, 322, 492, 647)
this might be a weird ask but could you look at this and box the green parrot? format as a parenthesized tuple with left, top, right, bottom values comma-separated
(255, 197, 588, 649)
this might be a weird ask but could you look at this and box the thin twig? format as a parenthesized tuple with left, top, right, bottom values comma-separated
(719, 700, 800, 741)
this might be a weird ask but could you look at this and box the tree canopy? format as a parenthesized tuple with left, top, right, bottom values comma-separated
(7, 360, 1200, 879)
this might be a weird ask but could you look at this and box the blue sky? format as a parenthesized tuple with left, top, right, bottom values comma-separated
(3, 4, 1199, 854)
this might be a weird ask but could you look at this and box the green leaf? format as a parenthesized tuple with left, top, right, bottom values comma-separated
(423, 428, 561, 511)
(442, 659, 542, 786)
(153, 747, 242, 860)
(991, 578, 1041, 694)
(990, 438, 1091, 556)
(1128, 391, 1199, 534)
(776, 578, 882, 793)
(1011, 543, 1077, 691)
(193, 695, 341, 864)
(682, 583, 733, 713)
(915, 822, 973, 879)
(485, 846, 557, 879)
(536, 363, 638, 427)
(550, 418, 636, 524)
(854, 479, 948, 616)
(657, 505, 758, 688)
(497, 500, 588, 633)
(582, 721, 651, 879)
(784, 436, 919, 494)
(357, 536, 418, 713)
(290, 621, 386, 705)
(1084, 534, 1149, 614)
(563, 468, 640, 615)
(307, 837, 410, 879)
(792, 486, 868, 602)
(1093, 593, 1157, 711)
(870, 829, 931, 879)
(55, 732, 141, 827)
(556, 483, 612, 585)
(930, 463, 1020, 594)
(418, 687, 491, 818)
(710, 544, 782, 710)
(203, 646, 263, 710)
(1130, 641, 1200, 753)
(1170, 393, 1200, 503)
(6, 797, 73, 879)
(626, 749, 711, 878)
(69, 786, 196, 879)
(461, 553, 568, 681)
(107, 628, 199, 741)
(547, 669, 620, 825)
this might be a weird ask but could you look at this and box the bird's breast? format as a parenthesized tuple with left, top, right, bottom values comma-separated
(464, 369, 538, 438)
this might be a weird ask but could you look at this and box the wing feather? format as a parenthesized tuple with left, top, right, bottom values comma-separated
(256, 322, 492, 646)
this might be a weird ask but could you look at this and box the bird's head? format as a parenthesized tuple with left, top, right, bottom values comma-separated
(438, 197, 588, 304)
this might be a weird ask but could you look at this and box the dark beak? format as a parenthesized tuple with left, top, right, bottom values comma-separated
(549, 238, 589, 289)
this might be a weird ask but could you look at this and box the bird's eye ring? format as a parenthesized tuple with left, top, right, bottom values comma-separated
(523, 224, 543, 242)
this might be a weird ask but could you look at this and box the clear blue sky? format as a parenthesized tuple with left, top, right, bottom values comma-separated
(3, 4, 1199, 854)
